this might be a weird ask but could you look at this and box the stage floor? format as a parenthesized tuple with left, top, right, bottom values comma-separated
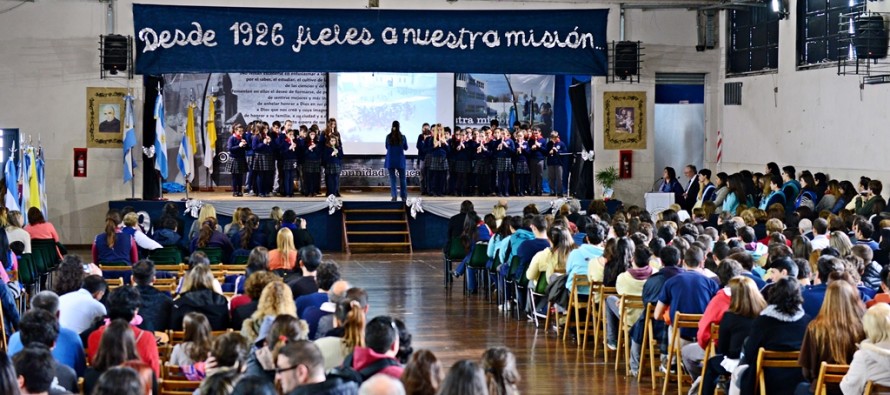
(161, 190, 546, 203)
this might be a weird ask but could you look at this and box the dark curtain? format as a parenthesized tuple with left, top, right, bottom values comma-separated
(569, 79, 593, 199)
(142, 76, 163, 200)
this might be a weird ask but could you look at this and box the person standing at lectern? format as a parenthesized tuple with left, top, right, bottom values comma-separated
(385, 121, 408, 202)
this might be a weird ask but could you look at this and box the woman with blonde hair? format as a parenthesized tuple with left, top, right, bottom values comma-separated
(5, 210, 30, 254)
(829, 230, 853, 257)
(268, 228, 297, 272)
(840, 303, 890, 394)
(797, 280, 865, 393)
(241, 281, 297, 342)
(171, 264, 230, 330)
(701, 276, 767, 395)
(314, 288, 368, 370)
(188, 204, 220, 240)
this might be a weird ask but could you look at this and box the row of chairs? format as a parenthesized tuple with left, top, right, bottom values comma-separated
(443, 247, 890, 395)
(147, 246, 250, 266)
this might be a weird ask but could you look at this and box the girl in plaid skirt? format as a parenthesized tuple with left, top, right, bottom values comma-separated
(225, 123, 248, 196)
(251, 124, 274, 197)
(302, 127, 322, 196)
(426, 124, 450, 197)
(280, 129, 299, 197)
(514, 130, 531, 196)
(323, 135, 343, 197)
(453, 129, 472, 196)
(493, 128, 515, 197)
(472, 132, 492, 196)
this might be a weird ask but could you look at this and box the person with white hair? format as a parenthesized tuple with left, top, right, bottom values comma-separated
(359, 374, 406, 395)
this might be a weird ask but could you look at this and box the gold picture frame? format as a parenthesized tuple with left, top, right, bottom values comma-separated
(603, 91, 647, 150)
(86, 87, 128, 148)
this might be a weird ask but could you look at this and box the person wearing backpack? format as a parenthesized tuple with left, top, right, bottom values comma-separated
(275, 340, 358, 395)
(333, 316, 404, 382)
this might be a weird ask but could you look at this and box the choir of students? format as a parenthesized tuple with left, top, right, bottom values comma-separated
(226, 119, 343, 198)
(417, 120, 567, 198)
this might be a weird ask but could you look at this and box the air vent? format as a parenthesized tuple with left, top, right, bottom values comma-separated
(724, 82, 742, 105)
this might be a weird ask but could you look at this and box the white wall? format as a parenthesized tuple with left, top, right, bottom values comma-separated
(0, 0, 707, 243)
(592, 7, 722, 207)
(719, 0, 890, 186)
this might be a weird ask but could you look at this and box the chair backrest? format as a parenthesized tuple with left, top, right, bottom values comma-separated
(208, 264, 247, 273)
(468, 243, 489, 268)
(16, 254, 38, 286)
(709, 323, 720, 345)
(148, 246, 182, 265)
(755, 348, 802, 395)
(154, 277, 177, 286)
(167, 330, 185, 344)
(197, 247, 223, 264)
(865, 381, 890, 395)
(532, 272, 549, 294)
(155, 264, 186, 275)
(106, 278, 124, 290)
(673, 313, 703, 329)
(448, 237, 467, 260)
(30, 238, 61, 273)
(813, 362, 848, 395)
(621, 294, 645, 310)
(159, 378, 200, 395)
(162, 364, 187, 380)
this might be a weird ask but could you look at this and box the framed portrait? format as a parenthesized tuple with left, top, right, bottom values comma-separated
(86, 87, 127, 148)
(603, 91, 647, 150)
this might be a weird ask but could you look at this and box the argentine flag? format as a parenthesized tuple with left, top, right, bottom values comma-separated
(154, 93, 168, 180)
(123, 95, 137, 183)
(177, 104, 196, 183)
(4, 154, 18, 212)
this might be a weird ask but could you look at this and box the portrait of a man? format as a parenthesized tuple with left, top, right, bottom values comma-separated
(99, 104, 121, 133)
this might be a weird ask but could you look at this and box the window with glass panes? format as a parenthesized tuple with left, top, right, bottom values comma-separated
(797, 0, 863, 65)
(728, 7, 780, 74)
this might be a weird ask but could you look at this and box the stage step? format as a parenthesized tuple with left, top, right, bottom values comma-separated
(343, 209, 405, 214)
(347, 231, 410, 235)
(344, 220, 406, 225)
(342, 205, 412, 254)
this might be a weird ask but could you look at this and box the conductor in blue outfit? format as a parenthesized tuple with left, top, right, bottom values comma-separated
(386, 120, 409, 202)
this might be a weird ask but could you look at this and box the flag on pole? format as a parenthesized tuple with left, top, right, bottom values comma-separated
(154, 93, 168, 180)
(716, 130, 723, 166)
(20, 148, 29, 216)
(36, 146, 46, 217)
(22, 147, 39, 214)
(4, 151, 18, 212)
(123, 95, 138, 183)
(177, 103, 197, 183)
(203, 97, 217, 173)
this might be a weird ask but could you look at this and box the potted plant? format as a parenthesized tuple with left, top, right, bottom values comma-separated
(595, 166, 620, 199)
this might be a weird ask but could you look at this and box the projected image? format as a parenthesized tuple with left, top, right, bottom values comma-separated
(454, 74, 555, 132)
(334, 73, 438, 155)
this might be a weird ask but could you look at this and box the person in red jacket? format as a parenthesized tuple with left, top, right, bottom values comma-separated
(86, 286, 159, 375)
(343, 316, 404, 380)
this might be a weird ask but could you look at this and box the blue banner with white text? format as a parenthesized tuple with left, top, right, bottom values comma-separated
(133, 4, 609, 75)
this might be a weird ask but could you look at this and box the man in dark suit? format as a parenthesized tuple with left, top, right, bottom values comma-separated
(680, 164, 699, 212)
(444, 200, 474, 254)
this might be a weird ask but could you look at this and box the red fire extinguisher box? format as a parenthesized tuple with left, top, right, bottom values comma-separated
(619, 150, 632, 178)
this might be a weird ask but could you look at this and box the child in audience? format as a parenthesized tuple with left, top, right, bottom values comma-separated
(482, 347, 520, 395)
(401, 349, 443, 395)
(840, 303, 890, 394)
(168, 312, 212, 368)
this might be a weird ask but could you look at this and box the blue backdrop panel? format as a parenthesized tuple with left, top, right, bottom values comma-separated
(133, 4, 609, 75)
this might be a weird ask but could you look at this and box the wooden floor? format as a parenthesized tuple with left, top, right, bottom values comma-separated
(333, 251, 660, 395)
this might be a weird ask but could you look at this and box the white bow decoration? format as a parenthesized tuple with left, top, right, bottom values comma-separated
(183, 199, 204, 218)
(405, 197, 424, 219)
(549, 197, 567, 213)
(136, 211, 153, 235)
(326, 194, 343, 215)
(580, 150, 595, 161)
(143, 145, 156, 158)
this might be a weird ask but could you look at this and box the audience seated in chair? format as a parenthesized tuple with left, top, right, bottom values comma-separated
(306, 280, 350, 340)
(279, 210, 315, 250)
(231, 271, 279, 331)
(84, 319, 159, 395)
(286, 245, 323, 299)
(14, 310, 78, 394)
(841, 303, 890, 394)
(170, 264, 230, 331)
(297, 262, 341, 317)
(244, 315, 309, 385)
(241, 281, 297, 342)
(338, 316, 405, 380)
(189, 217, 234, 264)
(56, 255, 106, 336)
(131, 259, 172, 332)
(7, 291, 86, 377)
(197, 332, 250, 395)
(93, 211, 137, 266)
(87, 286, 160, 375)
(269, 228, 299, 272)
(315, 287, 369, 371)
(275, 340, 359, 395)
(168, 312, 212, 369)
(13, 344, 63, 395)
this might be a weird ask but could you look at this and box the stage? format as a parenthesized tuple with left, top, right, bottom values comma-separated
(110, 191, 600, 252)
